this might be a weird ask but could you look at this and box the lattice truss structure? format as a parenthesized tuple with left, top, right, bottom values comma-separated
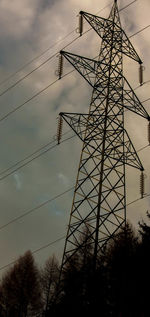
(58, 0, 150, 270)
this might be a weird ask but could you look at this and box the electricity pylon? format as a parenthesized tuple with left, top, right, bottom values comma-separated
(57, 0, 150, 272)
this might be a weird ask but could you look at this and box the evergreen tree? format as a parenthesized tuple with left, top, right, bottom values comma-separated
(138, 212, 150, 316)
(104, 223, 140, 316)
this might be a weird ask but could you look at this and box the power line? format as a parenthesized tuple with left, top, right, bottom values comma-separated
(0, 22, 148, 122)
(32, 235, 66, 255)
(0, 2, 112, 98)
(0, 36, 79, 98)
(0, 78, 57, 121)
(0, 53, 57, 98)
(119, 0, 138, 12)
(134, 79, 150, 91)
(142, 97, 150, 104)
(0, 235, 66, 272)
(0, 0, 148, 277)
(0, 0, 136, 90)
(0, 143, 148, 231)
(0, 95, 149, 181)
(0, 124, 149, 183)
(129, 24, 150, 39)
(0, 130, 71, 178)
(0, 0, 140, 98)
(137, 144, 149, 153)
(0, 76, 148, 182)
(0, 68, 75, 123)
(0, 2, 112, 90)
(0, 191, 149, 273)
(0, 30, 77, 88)
(0, 21, 148, 123)
(126, 193, 150, 206)
(0, 134, 75, 181)
(0, 139, 56, 177)
(0, 186, 74, 231)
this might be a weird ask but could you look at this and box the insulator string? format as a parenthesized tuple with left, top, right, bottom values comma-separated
(148, 121, 150, 145)
(57, 116, 63, 144)
(79, 13, 83, 36)
(139, 63, 144, 86)
(55, 54, 64, 79)
(140, 171, 145, 199)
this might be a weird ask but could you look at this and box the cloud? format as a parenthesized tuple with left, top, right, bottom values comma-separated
(0, 0, 150, 274)
(57, 172, 70, 186)
(0, 0, 40, 39)
(13, 173, 22, 190)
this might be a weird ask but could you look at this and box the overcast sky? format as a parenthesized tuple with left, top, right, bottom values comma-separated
(0, 0, 150, 274)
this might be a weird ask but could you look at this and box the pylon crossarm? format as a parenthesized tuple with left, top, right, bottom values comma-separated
(104, 129, 144, 170)
(61, 50, 111, 94)
(60, 112, 143, 171)
(81, 11, 141, 64)
(60, 111, 125, 129)
(80, 11, 111, 40)
(60, 112, 115, 156)
(121, 29, 141, 63)
(123, 77, 150, 120)
(60, 52, 147, 120)
(60, 112, 124, 149)
(60, 112, 101, 143)
(60, 50, 99, 88)
(124, 130, 144, 170)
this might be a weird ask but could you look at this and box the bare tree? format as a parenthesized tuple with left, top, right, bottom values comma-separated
(41, 255, 59, 315)
(0, 250, 43, 317)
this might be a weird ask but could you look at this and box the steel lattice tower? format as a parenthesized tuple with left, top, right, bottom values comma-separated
(57, 0, 150, 272)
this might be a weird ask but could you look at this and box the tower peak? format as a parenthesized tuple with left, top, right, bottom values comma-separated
(109, 0, 120, 26)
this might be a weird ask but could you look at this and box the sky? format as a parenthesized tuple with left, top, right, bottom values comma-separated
(0, 0, 150, 275)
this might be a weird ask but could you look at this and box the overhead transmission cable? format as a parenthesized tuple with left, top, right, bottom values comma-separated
(0, 190, 150, 273)
(0, 133, 75, 181)
(0, 235, 66, 272)
(0, 0, 140, 98)
(0, 69, 74, 123)
(129, 24, 150, 39)
(0, 30, 77, 88)
(0, 75, 148, 182)
(134, 79, 150, 91)
(119, 0, 138, 12)
(0, 0, 147, 273)
(0, 37, 79, 98)
(0, 87, 149, 181)
(0, 186, 75, 231)
(0, 52, 58, 97)
(142, 97, 150, 104)
(0, 0, 137, 89)
(0, 2, 113, 97)
(0, 21, 148, 124)
(0, 110, 149, 181)
(0, 129, 71, 177)
(0, 143, 149, 232)
(0, 77, 149, 181)
(0, 2, 112, 90)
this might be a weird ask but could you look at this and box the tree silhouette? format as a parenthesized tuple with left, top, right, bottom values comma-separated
(0, 250, 43, 317)
(41, 255, 59, 315)
(138, 212, 150, 316)
(45, 216, 150, 317)
(104, 222, 144, 317)
(0, 212, 150, 317)
(53, 224, 108, 316)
